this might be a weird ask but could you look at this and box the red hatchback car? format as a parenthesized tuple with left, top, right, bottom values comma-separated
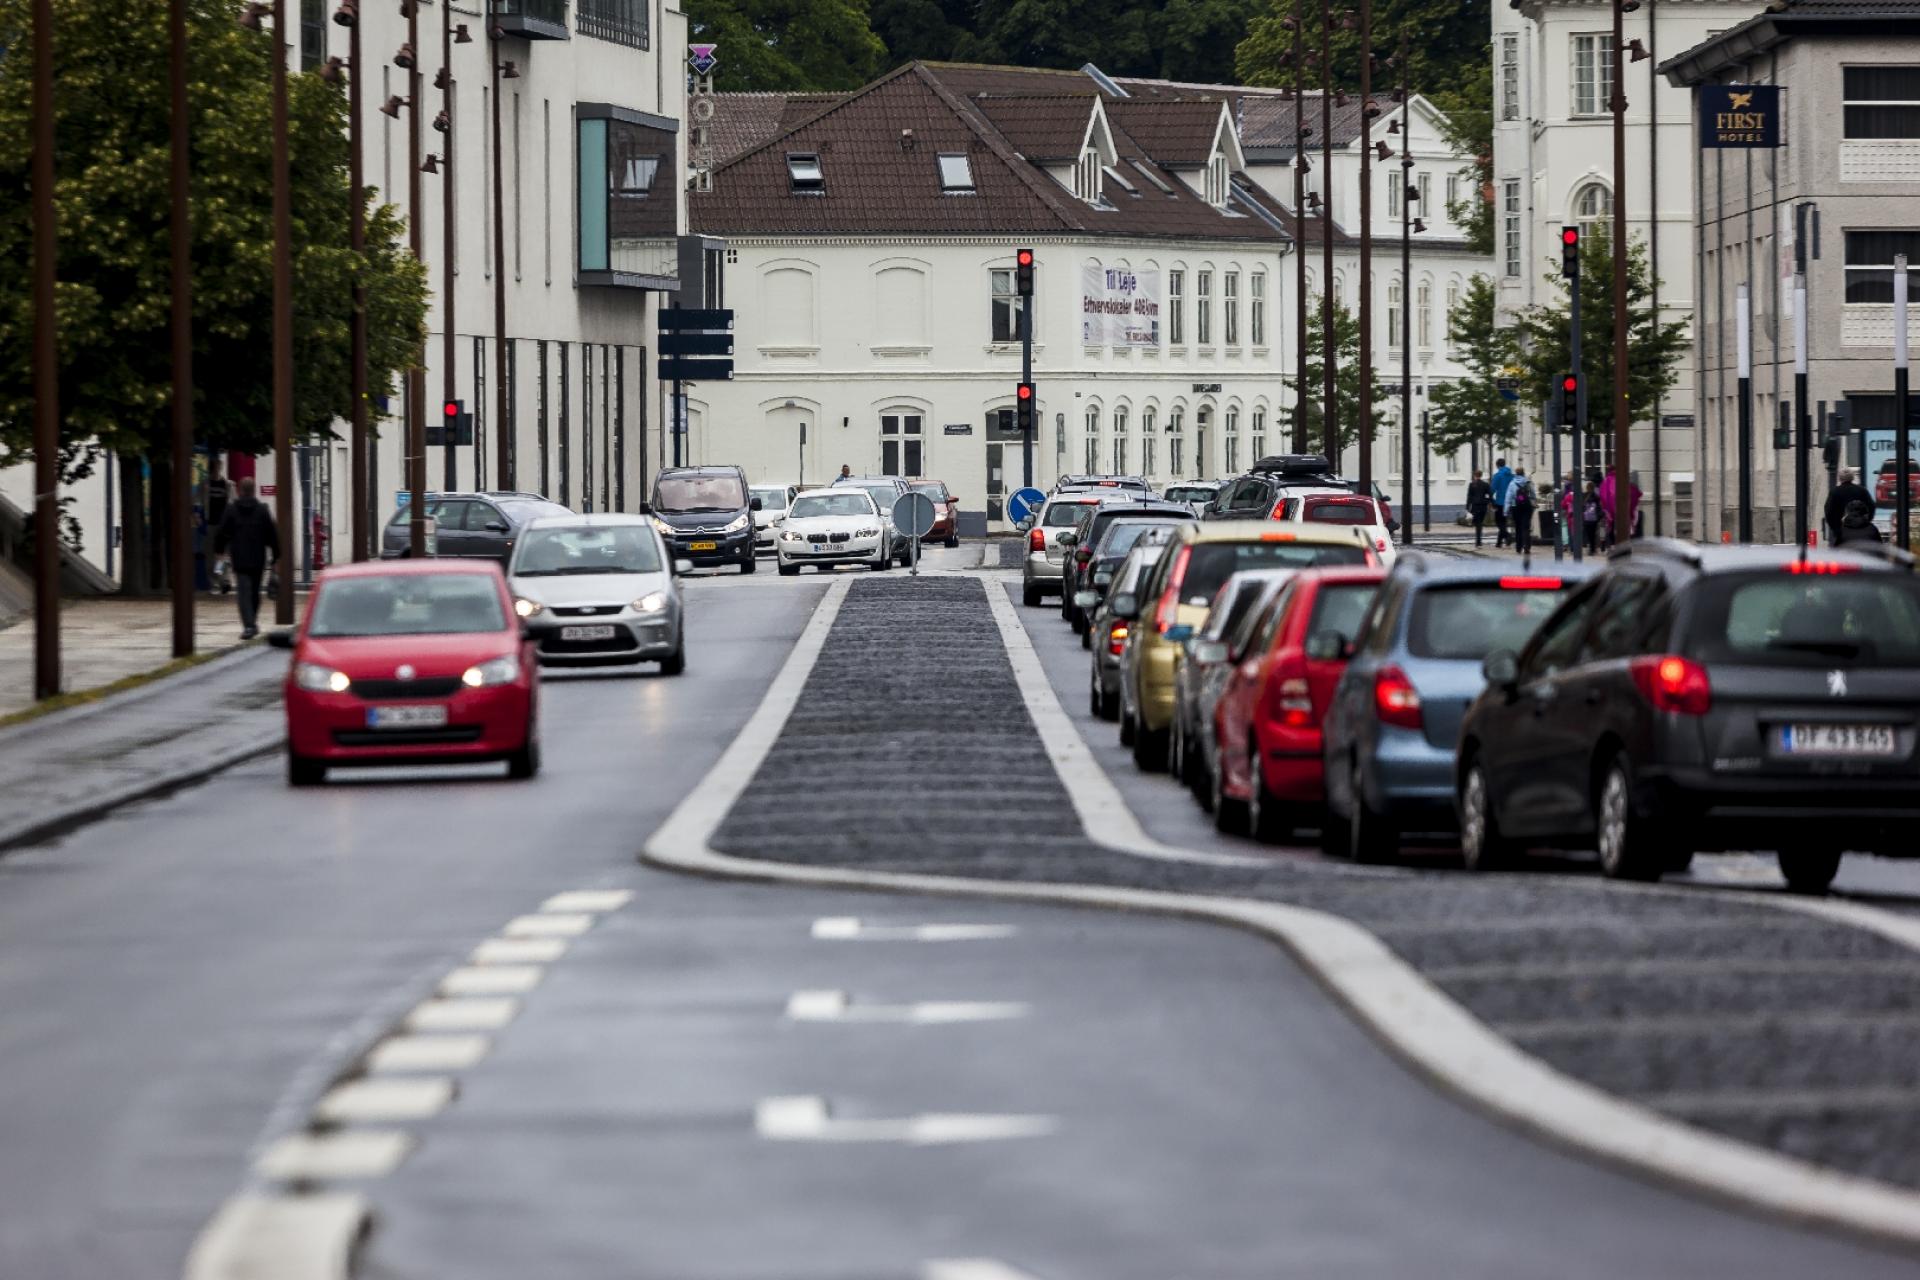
(269, 560, 540, 786)
(912, 480, 962, 548)
(1210, 566, 1385, 840)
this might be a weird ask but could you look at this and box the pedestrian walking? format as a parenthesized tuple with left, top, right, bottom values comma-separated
(211, 477, 281, 639)
(837, 464, 852, 482)
(1465, 470, 1491, 547)
(1824, 467, 1875, 548)
(1834, 497, 1885, 546)
(1581, 480, 1601, 554)
(1505, 465, 1536, 557)
(1489, 458, 1514, 548)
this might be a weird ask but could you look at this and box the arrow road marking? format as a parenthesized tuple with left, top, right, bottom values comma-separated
(754, 1095, 1056, 1145)
(811, 916, 1018, 942)
(786, 989, 1029, 1024)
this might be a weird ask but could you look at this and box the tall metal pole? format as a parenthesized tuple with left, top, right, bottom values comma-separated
(406, 0, 427, 557)
(1397, 36, 1411, 547)
(1292, 1, 1308, 454)
(170, 0, 194, 656)
(1736, 281, 1752, 543)
(346, 0, 369, 559)
(272, 0, 295, 623)
(1356, 0, 1375, 497)
(30, 0, 59, 699)
(441, 2, 457, 492)
(491, 38, 511, 489)
(1794, 270, 1809, 544)
(1421, 408, 1431, 531)
(1319, 2, 1336, 463)
(1021, 261, 1034, 487)
(1897, 255, 1912, 549)
(1569, 239, 1584, 561)
(1609, 0, 1632, 538)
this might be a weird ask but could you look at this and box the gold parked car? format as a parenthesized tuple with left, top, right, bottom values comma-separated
(1112, 522, 1381, 772)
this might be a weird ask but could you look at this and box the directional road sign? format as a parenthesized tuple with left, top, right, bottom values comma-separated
(1006, 487, 1047, 524)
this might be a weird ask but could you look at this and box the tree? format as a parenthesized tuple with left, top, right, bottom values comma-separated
(1286, 296, 1388, 456)
(1427, 274, 1519, 457)
(1511, 227, 1688, 444)
(686, 0, 890, 90)
(0, 0, 428, 469)
(1434, 61, 1492, 257)
(1235, 0, 1489, 110)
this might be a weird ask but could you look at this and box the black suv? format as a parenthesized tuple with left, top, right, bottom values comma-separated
(1201, 455, 1345, 521)
(380, 491, 570, 562)
(647, 465, 758, 573)
(1456, 539, 1920, 892)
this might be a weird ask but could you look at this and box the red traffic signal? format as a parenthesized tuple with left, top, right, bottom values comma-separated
(1561, 227, 1579, 246)
(1560, 225, 1580, 278)
(1015, 248, 1034, 296)
(443, 398, 462, 418)
(1016, 381, 1034, 401)
(1560, 374, 1578, 393)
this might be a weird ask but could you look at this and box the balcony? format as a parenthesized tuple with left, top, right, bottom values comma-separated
(492, 0, 569, 41)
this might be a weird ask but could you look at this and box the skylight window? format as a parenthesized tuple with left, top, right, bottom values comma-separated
(787, 153, 824, 194)
(937, 153, 975, 192)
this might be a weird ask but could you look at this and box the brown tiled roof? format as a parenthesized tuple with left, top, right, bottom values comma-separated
(970, 95, 1098, 161)
(1112, 77, 1371, 149)
(1105, 99, 1226, 167)
(917, 62, 1104, 99)
(708, 93, 789, 165)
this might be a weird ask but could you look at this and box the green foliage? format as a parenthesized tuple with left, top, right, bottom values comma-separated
(1286, 296, 1387, 456)
(0, 0, 427, 466)
(1427, 274, 1518, 457)
(687, 0, 890, 90)
(1511, 228, 1689, 439)
(1433, 61, 1492, 257)
(1235, 0, 1488, 105)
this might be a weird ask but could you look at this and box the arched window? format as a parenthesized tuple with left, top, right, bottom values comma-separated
(1251, 409, 1267, 462)
(1084, 405, 1101, 473)
(1387, 280, 1403, 351)
(1141, 407, 1158, 477)
(1112, 405, 1129, 474)
(1224, 408, 1241, 474)
(1168, 407, 1186, 477)
(1195, 406, 1212, 477)
(1417, 281, 1433, 350)
(1575, 183, 1611, 241)
(1055, 412, 1068, 467)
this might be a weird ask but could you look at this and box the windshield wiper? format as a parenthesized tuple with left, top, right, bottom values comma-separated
(661, 506, 736, 514)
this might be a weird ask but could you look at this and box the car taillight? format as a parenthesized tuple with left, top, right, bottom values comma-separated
(1155, 545, 1192, 633)
(1028, 527, 1047, 552)
(1375, 536, 1389, 552)
(1373, 665, 1423, 729)
(1108, 622, 1130, 656)
(1785, 560, 1858, 575)
(1075, 547, 1093, 565)
(1270, 499, 1290, 520)
(1629, 654, 1712, 715)
(1500, 575, 1562, 589)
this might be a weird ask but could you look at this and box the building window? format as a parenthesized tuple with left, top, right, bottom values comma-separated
(787, 153, 824, 193)
(577, 110, 678, 283)
(1205, 152, 1229, 207)
(1844, 230, 1920, 302)
(1572, 35, 1615, 116)
(1417, 281, 1433, 349)
(991, 268, 1024, 343)
(1168, 270, 1186, 345)
(1195, 407, 1211, 476)
(1444, 282, 1460, 353)
(1500, 33, 1520, 121)
(1197, 270, 1213, 346)
(1224, 409, 1240, 474)
(300, 0, 325, 69)
(1084, 406, 1101, 473)
(1575, 182, 1611, 240)
(1388, 429, 1402, 477)
(1387, 280, 1402, 351)
(1446, 447, 1462, 475)
(1168, 408, 1185, 476)
(1446, 173, 1460, 208)
(938, 153, 975, 192)
(578, 0, 649, 48)
(1845, 68, 1920, 138)
(1388, 171, 1403, 217)
(881, 413, 924, 477)
(1142, 408, 1158, 476)
(1056, 413, 1068, 466)
(1417, 171, 1431, 212)
(1076, 148, 1102, 203)
(1503, 180, 1522, 277)
(1251, 409, 1266, 462)
(1113, 405, 1129, 473)
(1224, 271, 1240, 347)
(1250, 273, 1266, 347)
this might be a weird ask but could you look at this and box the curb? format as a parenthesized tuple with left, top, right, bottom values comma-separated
(0, 643, 272, 745)
(642, 571, 1920, 1255)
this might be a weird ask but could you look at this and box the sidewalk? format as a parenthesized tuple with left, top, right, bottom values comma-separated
(0, 596, 267, 719)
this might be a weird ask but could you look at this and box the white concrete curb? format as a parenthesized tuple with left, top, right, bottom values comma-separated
(643, 572, 1920, 1251)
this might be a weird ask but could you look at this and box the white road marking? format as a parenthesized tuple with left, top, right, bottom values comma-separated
(366, 1033, 490, 1073)
(923, 1261, 1043, 1280)
(541, 889, 633, 913)
(183, 1192, 368, 1280)
(254, 1130, 414, 1181)
(810, 916, 1017, 942)
(406, 997, 519, 1032)
(439, 964, 542, 996)
(503, 912, 594, 938)
(786, 989, 1028, 1024)
(471, 937, 568, 965)
(315, 1077, 455, 1123)
(753, 1096, 1056, 1145)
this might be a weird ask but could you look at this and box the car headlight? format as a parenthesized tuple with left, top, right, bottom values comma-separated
(722, 513, 751, 534)
(855, 527, 880, 538)
(780, 529, 806, 543)
(631, 591, 670, 614)
(461, 654, 521, 688)
(650, 516, 674, 537)
(294, 662, 351, 693)
(513, 596, 543, 618)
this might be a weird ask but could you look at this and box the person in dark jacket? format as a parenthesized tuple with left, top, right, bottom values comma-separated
(1824, 468, 1875, 547)
(212, 477, 281, 639)
(1834, 498, 1885, 546)
(1465, 470, 1491, 546)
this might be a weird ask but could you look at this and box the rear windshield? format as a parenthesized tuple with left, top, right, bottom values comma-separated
(911, 483, 948, 499)
(1305, 499, 1377, 525)
(1097, 520, 1183, 557)
(514, 525, 661, 576)
(1116, 547, 1166, 593)
(790, 493, 875, 519)
(309, 573, 505, 637)
(1308, 583, 1381, 644)
(1406, 584, 1571, 660)
(1164, 486, 1216, 503)
(499, 499, 569, 522)
(1178, 541, 1370, 604)
(1691, 572, 1920, 666)
(654, 473, 746, 512)
(1044, 502, 1094, 527)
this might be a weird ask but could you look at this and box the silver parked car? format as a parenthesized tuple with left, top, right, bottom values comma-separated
(1021, 492, 1117, 606)
(508, 514, 688, 673)
(750, 483, 798, 556)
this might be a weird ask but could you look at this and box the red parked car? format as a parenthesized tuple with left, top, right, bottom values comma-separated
(1209, 566, 1386, 840)
(1875, 460, 1920, 505)
(270, 560, 540, 786)
(912, 480, 962, 548)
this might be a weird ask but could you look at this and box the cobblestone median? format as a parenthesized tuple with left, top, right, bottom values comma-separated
(994, 539, 1025, 570)
(710, 576, 1920, 1188)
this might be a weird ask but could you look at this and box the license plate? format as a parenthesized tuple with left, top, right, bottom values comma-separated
(689, 540, 718, 552)
(1779, 723, 1898, 757)
(367, 704, 449, 729)
(560, 624, 617, 641)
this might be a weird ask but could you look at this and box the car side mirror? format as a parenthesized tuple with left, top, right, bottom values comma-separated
(1163, 624, 1194, 643)
(485, 521, 509, 533)
(1073, 590, 1100, 610)
(1015, 516, 1035, 533)
(1110, 592, 1140, 620)
(673, 558, 694, 576)
(266, 629, 295, 649)
(1483, 649, 1520, 691)
(750, 497, 763, 511)
(1058, 532, 1077, 547)
(1304, 630, 1346, 662)
(1193, 639, 1229, 665)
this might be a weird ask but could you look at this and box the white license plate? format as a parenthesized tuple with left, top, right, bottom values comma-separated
(367, 704, 449, 729)
(1779, 723, 1898, 757)
(560, 624, 617, 641)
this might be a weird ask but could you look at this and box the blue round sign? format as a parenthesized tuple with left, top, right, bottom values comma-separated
(1007, 487, 1048, 523)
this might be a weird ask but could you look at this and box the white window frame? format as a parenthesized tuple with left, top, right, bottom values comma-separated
(1141, 407, 1158, 477)
(1574, 182, 1611, 241)
(1197, 270, 1213, 346)
(1417, 171, 1431, 212)
(1224, 408, 1240, 474)
(1113, 405, 1129, 474)
(1444, 282, 1460, 353)
(1387, 280, 1403, 351)
(1503, 180, 1522, 277)
(1168, 269, 1186, 345)
(1084, 405, 1101, 473)
(1500, 33, 1520, 121)
(1844, 67, 1920, 140)
(1417, 281, 1433, 350)
(1168, 408, 1185, 476)
(1572, 34, 1615, 117)
(1224, 271, 1240, 347)
(1250, 409, 1266, 462)
(1250, 273, 1266, 347)
(1388, 171, 1403, 217)
(937, 152, 975, 192)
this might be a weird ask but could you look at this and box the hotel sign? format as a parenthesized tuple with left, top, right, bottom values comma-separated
(1700, 84, 1780, 148)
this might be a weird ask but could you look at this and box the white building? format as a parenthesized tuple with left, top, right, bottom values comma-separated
(1493, 0, 1763, 537)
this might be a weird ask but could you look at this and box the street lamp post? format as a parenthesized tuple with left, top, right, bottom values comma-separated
(1356, 0, 1376, 497)
(1319, 3, 1337, 463)
(170, 0, 194, 656)
(1290, 1, 1309, 454)
(439, 8, 458, 492)
(337, 0, 369, 560)
(31, 0, 58, 699)
(491, 34, 516, 491)
(271, 0, 295, 624)
(1395, 35, 1416, 547)
(402, 2, 426, 558)
(1610, 0, 1633, 538)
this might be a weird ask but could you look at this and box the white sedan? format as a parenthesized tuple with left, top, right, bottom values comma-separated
(774, 488, 892, 575)
(1273, 489, 1398, 566)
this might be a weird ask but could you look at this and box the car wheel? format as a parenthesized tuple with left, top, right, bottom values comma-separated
(1778, 846, 1843, 894)
(897, 546, 913, 567)
(1071, 608, 1090, 637)
(873, 554, 892, 572)
(778, 562, 800, 577)
(1348, 760, 1397, 864)
(1080, 626, 1093, 652)
(1092, 670, 1118, 722)
(1211, 749, 1247, 833)
(1022, 580, 1043, 607)
(740, 555, 757, 575)
(1458, 759, 1516, 871)
(1119, 704, 1137, 747)
(1594, 756, 1663, 881)
(1132, 720, 1167, 773)
(1248, 740, 1290, 843)
(660, 644, 685, 676)
(506, 738, 541, 780)
(287, 753, 326, 787)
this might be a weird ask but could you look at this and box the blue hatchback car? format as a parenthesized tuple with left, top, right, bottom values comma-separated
(1319, 554, 1593, 861)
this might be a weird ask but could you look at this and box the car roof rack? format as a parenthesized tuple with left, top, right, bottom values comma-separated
(1247, 454, 1334, 476)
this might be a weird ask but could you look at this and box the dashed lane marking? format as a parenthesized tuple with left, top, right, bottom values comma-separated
(503, 912, 594, 938)
(439, 964, 543, 996)
(470, 937, 568, 965)
(922, 1261, 1044, 1280)
(366, 1033, 491, 1073)
(811, 916, 1018, 942)
(254, 1131, 414, 1182)
(754, 1095, 1057, 1145)
(406, 997, 519, 1032)
(315, 1077, 455, 1124)
(183, 1192, 367, 1280)
(786, 989, 1030, 1024)
(541, 889, 633, 913)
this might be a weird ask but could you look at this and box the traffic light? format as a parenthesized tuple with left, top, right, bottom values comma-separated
(1015, 248, 1034, 296)
(1015, 381, 1035, 434)
(1560, 373, 1578, 427)
(444, 398, 462, 420)
(1560, 226, 1580, 278)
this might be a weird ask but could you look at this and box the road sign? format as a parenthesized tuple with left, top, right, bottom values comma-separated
(658, 308, 734, 331)
(688, 43, 718, 76)
(657, 357, 734, 382)
(658, 331, 733, 356)
(893, 490, 938, 538)
(1006, 487, 1046, 524)
(1496, 367, 1522, 403)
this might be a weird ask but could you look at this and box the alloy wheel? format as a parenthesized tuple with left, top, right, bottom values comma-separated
(1597, 766, 1630, 877)
(1460, 768, 1490, 869)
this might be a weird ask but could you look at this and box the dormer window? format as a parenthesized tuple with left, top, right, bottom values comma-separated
(787, 153, 824, 194)
(937, 153, 975, 193)
(1204, 152, 1229, 208)
(1075, 147, 1101, 203)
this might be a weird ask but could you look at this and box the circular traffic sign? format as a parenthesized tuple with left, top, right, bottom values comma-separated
(1006, 487, 1047, 524)
(892, 490, 938, 539)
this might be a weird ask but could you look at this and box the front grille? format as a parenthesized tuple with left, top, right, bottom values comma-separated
(352, 677, 462, 700)
(551, 604, 621, 617)
(332, 726, 483, 747)
(540, 626, 637, 654)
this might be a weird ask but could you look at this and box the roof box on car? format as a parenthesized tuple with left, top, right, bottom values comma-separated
(1248, 454, 1334, 476)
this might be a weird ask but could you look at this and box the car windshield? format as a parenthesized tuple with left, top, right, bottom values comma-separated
(1692, 571, 1920, 666)
(1304, 499, 1378, 525)
(750, 488, 789, 510)
(1044, 502, 1093, 527)
(911, 483, 947, 499)
(1179, 542, 1370, 605)
(790, 493, 875, 519)
(1307, 583, 1380, 645)
(308, 573, 506, 637)
(1116, 547, 1166, 593)
(654, 473, 746, 512)
(514, 525, 662, 576)
(1164, 486, 1214, 503)
(1406, 584, 1571, 660)
(1097, 520, 1182, 558)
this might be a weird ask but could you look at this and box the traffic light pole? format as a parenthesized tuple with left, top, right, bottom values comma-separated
(1568, 240, 1583, 562)
(1898, 256, 1912, 550)
(1737, 282, 1753, 543)
(1020, 253, 1034, 488)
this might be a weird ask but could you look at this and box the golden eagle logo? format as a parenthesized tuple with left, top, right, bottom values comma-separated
(1728, 91, 1754, 109)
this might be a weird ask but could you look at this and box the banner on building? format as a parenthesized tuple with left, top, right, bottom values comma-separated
(1081, 264, 1162, 347)
(1699, 84, 1781, 148)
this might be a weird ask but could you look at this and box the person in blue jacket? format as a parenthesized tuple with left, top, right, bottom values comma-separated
(1489, 458, 1515, 548)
